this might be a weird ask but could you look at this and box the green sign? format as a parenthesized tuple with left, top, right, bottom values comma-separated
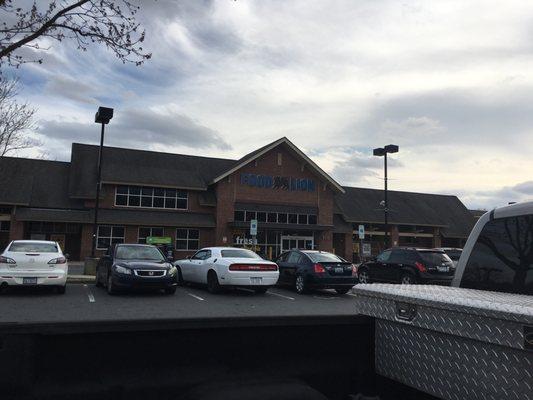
(146, 236, 172, 245)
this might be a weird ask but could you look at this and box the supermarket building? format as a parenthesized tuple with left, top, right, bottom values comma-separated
(0, 137, 475, 261)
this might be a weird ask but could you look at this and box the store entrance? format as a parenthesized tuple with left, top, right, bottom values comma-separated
(281, 235, 314, 252)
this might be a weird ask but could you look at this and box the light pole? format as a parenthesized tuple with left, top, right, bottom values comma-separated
(373, 144, 399, 249)
(91, 106, 114, 257)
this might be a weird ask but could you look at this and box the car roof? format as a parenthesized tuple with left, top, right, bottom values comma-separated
(386, 247, 445, 252)
(11, 240, 56, 244)
(115, 243, 155, 247)
(202, 247, 249, 251)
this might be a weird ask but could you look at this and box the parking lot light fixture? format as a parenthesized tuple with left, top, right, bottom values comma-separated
(91, 107, 114, 258)
(373, 144, 399, 249)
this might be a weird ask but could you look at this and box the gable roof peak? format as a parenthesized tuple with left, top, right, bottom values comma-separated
(209, 136, 345, 193)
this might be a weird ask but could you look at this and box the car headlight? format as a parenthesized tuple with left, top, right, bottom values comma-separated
(168, 266, 177, 276)
(114, 265, 132, 275)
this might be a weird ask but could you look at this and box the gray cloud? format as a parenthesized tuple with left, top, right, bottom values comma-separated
(37, 108, 231, 159)
(330, 150, 403, 186)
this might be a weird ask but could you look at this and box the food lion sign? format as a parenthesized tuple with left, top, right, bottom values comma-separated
(240, 173, 315, 192)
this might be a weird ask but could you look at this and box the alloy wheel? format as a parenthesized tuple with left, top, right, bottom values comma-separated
(358, 270, 369, 284)
(295, 275, 305, 294)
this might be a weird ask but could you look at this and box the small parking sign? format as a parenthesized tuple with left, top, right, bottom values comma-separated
(358, 224, 365, 239)
(250, 219, 258, 236)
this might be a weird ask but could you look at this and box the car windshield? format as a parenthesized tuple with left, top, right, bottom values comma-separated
(418, 251, 453, 265)
(221, 249, 261, 259)
(9, 242, 58, 253)
(305, 252, 344, 263)
(115, 246, 165, 261)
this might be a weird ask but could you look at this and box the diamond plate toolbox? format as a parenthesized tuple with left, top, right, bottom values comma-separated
(352, 284, 533, 400)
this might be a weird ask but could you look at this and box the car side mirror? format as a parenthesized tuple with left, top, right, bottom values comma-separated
(64, 253, 70, 260)
(166, 256, 174, 262)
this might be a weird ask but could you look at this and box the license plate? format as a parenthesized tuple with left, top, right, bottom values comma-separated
(250, 277, 262, 285)
(335, 267, 343, 273)
(23, 277, 38, 285)
(437, 266, 449, 272)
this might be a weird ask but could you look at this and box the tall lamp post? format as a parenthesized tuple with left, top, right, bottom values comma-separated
(373, 144, 399, 248)
(91, 106, 114, 257)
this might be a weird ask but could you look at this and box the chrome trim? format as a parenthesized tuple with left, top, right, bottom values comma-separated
(133, 269, 166, 277)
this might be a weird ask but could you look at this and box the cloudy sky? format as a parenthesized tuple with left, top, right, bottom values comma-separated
(4, 0, 533, 210)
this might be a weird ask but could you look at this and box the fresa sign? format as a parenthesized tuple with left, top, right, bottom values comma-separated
(240, 173, 315, 192)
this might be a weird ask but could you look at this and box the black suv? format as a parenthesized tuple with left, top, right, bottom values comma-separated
(357, 247, 455, 285)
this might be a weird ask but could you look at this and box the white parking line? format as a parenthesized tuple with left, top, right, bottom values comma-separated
(83, 284, 95, 303)
(267, 291, 295, 301)
(186, 291, 205, 301)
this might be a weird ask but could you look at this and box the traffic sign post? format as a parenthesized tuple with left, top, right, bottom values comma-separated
(250, 219, 258, 252)
(358, 225, 365, 262)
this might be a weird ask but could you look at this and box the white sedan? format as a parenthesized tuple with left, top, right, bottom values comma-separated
(174, 247, 279, 294)
(0, 240, 68, 294)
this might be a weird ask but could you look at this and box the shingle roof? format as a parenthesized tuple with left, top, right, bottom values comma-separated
(15, 207, 215, 227)
(68, 143, 236, 198)
(335, 187, 475, 238)
(0, 157, 84, 208)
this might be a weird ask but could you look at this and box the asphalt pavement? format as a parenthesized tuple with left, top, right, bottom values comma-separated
(0, 284, 364, 334)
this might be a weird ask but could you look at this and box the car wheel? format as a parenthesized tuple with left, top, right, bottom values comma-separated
(207, 270, 221, 294)
(164, 286, 177, 295)
(254, 287, 268, 294)
(57, 285, 66, 294)
(107, 274, 117, 295)
(335, 288, 350, 295)
(295, 274, 307, 294)
(358, 267, 371, 284)
(176, 266, 184, 286)
(400, 272, 417, 284)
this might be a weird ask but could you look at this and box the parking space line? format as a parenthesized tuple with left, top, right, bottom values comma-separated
(83, 284, 96, 303)
(186, 291, 205, 301)
(267, 291, 295, 301)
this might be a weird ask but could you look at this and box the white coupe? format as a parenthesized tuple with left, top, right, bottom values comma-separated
(0, 240, 68, 294)
(174, 247, 279, 294)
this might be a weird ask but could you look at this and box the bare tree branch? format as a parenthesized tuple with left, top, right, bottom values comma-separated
(0, 77, 38, 156)
(0, 0, 151, 69)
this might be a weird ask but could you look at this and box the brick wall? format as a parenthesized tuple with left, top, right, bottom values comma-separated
(213, 143, 338, 252)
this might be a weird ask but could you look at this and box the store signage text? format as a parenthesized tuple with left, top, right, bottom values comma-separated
(240, 173, 315, 192)
(234, 236, 257, 245)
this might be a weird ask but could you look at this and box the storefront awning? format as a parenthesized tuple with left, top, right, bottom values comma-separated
(229, 221, 332, 231)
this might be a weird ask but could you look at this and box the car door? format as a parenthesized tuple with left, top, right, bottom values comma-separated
(371, 249, 392, 281)
(285, 251, 303, 284)
(196, 249, 212, 284)
(185, 250, 206, 283)
(275, 252, 291, 284)
(381, 249, 404, 282)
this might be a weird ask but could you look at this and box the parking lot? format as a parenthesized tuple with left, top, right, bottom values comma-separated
(0, 283, 361, 333)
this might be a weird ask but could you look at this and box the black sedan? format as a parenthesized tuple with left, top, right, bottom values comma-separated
(96, 244, 178, 295)
(276, 250, 357, 294)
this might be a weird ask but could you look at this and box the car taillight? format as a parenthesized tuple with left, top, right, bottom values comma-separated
(0, 256, 16, 264)
(415, 261, 426, 273)
(48, 257, 67, 264)
(314, 263, 326, 273)
(351, 264, 358, 276)
(229, 264, 278, 271)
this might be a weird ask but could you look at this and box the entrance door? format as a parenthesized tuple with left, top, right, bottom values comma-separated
(281, 236, 314, 252)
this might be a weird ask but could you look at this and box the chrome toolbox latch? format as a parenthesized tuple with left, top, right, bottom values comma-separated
(395, 301, 417, 321)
